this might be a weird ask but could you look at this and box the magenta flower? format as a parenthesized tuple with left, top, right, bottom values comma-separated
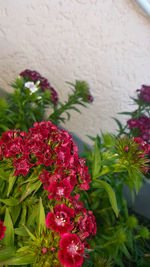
(69, 194, 86, 214)
(39, 170, 51, 190)
(77, 211, 97, 239)
(58, 233, 84, 267)
(46, 204, 75, 235)
(127, 118, 139, 129)
(0, 220, 6, 240)
(134, 137, 150, 154)
(13, 155, 34, 177)
(48, 179, 72, 201)
(138, 84, 150, 103)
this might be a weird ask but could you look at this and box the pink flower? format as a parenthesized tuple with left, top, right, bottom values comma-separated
(58, 233, 84, 267)
(41, 247, 47, 254)
(124, 146, 129, 152)
(0, 220, 6, 240)
(46, 204, 75, 235)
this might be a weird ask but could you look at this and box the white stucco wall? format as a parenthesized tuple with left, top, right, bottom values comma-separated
(0, 0, 150, 143)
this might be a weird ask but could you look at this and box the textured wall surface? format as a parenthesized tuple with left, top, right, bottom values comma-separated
(0, 0, 150, 143)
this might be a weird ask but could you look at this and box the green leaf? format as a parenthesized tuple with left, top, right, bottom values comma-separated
(16, 246, 30, 253)
(7, 172, 17, 197)
(0, 247, 15, 262)
(128, 168, 143, 193)
(87, 135, 96, 142)
(15, 227, 28, 236)
(118, 112, 133, 116)
(95, 180, 119, 217)
(0, 124, 9, 131)
(26, 205, 38, 227)
(92, 136, 101, 178)
(121, 244, 131, 259)
(19, 180, 42, 203)
(102, 133, 115, 148)
(113, 117, 123, 131)
(0, 166, 11, 181)
(0, 254, 34, 265)
(38, 197, 46, 234)
(66, 111, 71, 120)
(10, 204, 21, 224)
(0, 197, 18, 206)
(67, 106, 81, 113)
(4, 208, 14, 247)
(23, 225, 36, 241)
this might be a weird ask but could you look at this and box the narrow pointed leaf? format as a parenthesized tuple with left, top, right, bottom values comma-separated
(0, 247, 15, 262)
(92, 137, 101, 178)
(23, 225, 36, 241)
(7, 172, 17, 197)
(4, 208, 14, 247)
(38, 197, 46, 234)
(0, 198, 18, 206)
(95, 180, 119, 217)
(19, 180, 41, 203)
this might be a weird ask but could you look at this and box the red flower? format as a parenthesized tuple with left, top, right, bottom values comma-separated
(58, 233, 84, 267)
(3, 137, 24, 158)
(39, 170, 51, 190)
(0, 220, 6, 240)
(36, 146, 55, 166)
(77, 211, 97, 239)
(135, 137, 150, 154)
(13, 155, 34, 176)
(77, 158, 91, 190)
(69, 194, 86, 214)
(0, 138, 3, 160)
(46, 204, 75, 235)
(138, 84, 150, 103)
(48, 179, 72, 201)
(127, 118, 139, 129)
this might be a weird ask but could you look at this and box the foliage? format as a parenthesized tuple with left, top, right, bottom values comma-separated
(0, 121, 96, 267)
(115, 84, 150, 144)
(0, 70, 93, 135)
(80, 134, 150, 267)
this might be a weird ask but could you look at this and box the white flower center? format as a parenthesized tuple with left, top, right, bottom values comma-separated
(25, 82, 38, 93)
(67, 241, 79, 255)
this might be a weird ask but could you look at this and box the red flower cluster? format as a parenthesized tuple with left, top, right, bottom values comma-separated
(46, 200, 97, 267)
(134, 137, 150, 154)
(0, 220, 6, 240)
(0, 121, 96, 267)
(20, 69, 58, 105)
(127, 116, 150, 143)
(137, 84, 150, 103)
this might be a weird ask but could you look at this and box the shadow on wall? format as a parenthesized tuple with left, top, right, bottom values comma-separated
(124, 181, 150, 219)
(0, 88, 6, 97)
